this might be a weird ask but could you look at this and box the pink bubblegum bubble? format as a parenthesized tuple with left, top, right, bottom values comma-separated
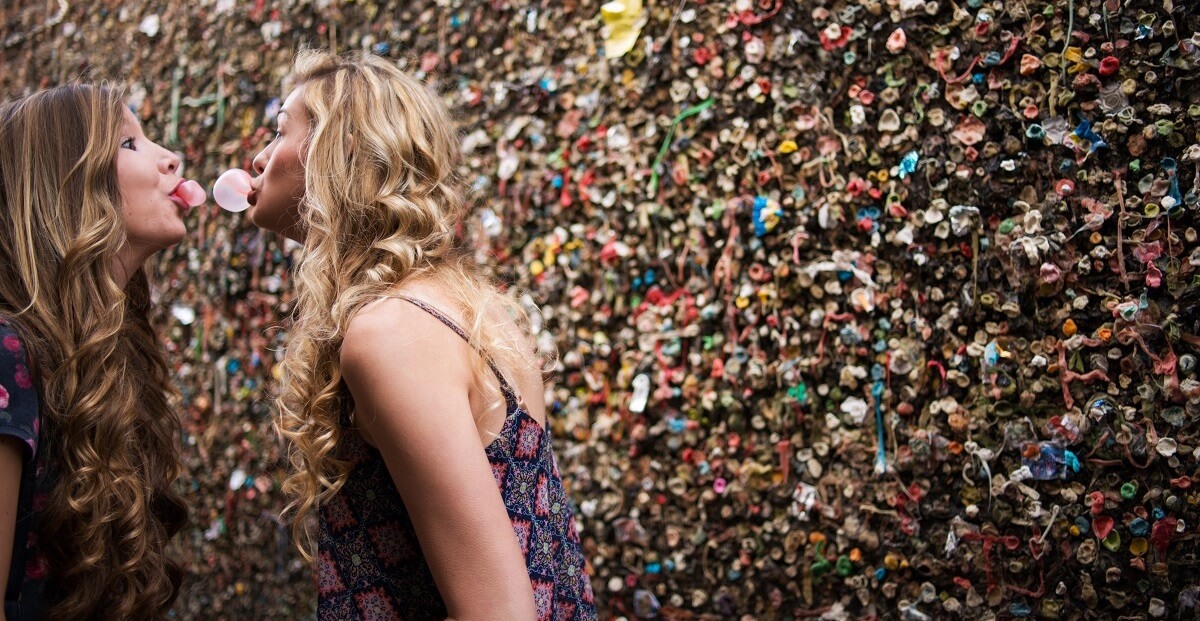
(212, 168, 253, 213)
(174, 179, 207, 208)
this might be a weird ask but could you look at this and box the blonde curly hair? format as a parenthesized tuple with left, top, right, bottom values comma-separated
(274, 49, 542, 559)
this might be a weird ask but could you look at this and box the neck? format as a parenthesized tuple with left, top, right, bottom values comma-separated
(112, 245, 150, 289)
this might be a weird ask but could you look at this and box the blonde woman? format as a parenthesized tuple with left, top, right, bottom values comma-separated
(246, 50, 595, 620)
(0, 85, 195, 620)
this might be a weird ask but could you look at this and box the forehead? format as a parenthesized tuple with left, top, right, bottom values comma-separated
(279, 87, 307, 123)
(120, 106, 141, 129)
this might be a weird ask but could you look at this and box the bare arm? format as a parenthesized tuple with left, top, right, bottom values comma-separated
(0, 436, 23, 621)
(341, 299, 536, 621)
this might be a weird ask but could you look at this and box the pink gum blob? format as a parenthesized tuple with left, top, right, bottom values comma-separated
(174, 179, 207, 208)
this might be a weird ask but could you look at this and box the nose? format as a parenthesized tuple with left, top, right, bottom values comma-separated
(159, 147, 181, 175)
(252, 144, 270, 175)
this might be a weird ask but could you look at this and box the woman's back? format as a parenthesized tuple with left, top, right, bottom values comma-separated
(316, 291, 595, 621)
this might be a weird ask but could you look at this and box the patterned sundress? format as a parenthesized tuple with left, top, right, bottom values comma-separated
(315, 297, 596, 621)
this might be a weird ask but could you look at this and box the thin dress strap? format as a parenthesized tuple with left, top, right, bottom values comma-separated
(395, 296, 521, 411)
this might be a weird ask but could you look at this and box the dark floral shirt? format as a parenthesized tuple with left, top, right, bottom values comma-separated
(0, 320, 49, 620)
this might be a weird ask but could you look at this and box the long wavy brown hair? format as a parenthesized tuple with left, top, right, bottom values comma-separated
(274, 50, 546, 559)
(0, 84, 186, 619)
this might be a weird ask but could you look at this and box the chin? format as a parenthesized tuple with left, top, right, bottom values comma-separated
(246, 202, 269, 230)
(249, 204, 300, 240)
(155, 234, 186, 252)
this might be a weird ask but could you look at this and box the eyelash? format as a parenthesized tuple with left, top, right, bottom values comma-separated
(120, 137, 136, 150)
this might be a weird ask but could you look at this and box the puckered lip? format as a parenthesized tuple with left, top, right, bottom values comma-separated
(247, 178, 261, 207)
(168, 179, 189, 210)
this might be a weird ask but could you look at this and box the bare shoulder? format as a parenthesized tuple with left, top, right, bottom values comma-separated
(340, 297, 470, 384)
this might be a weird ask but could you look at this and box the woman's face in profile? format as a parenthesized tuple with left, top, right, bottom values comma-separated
(249, 87, 308, 241)
(115, 107, 188, 259)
